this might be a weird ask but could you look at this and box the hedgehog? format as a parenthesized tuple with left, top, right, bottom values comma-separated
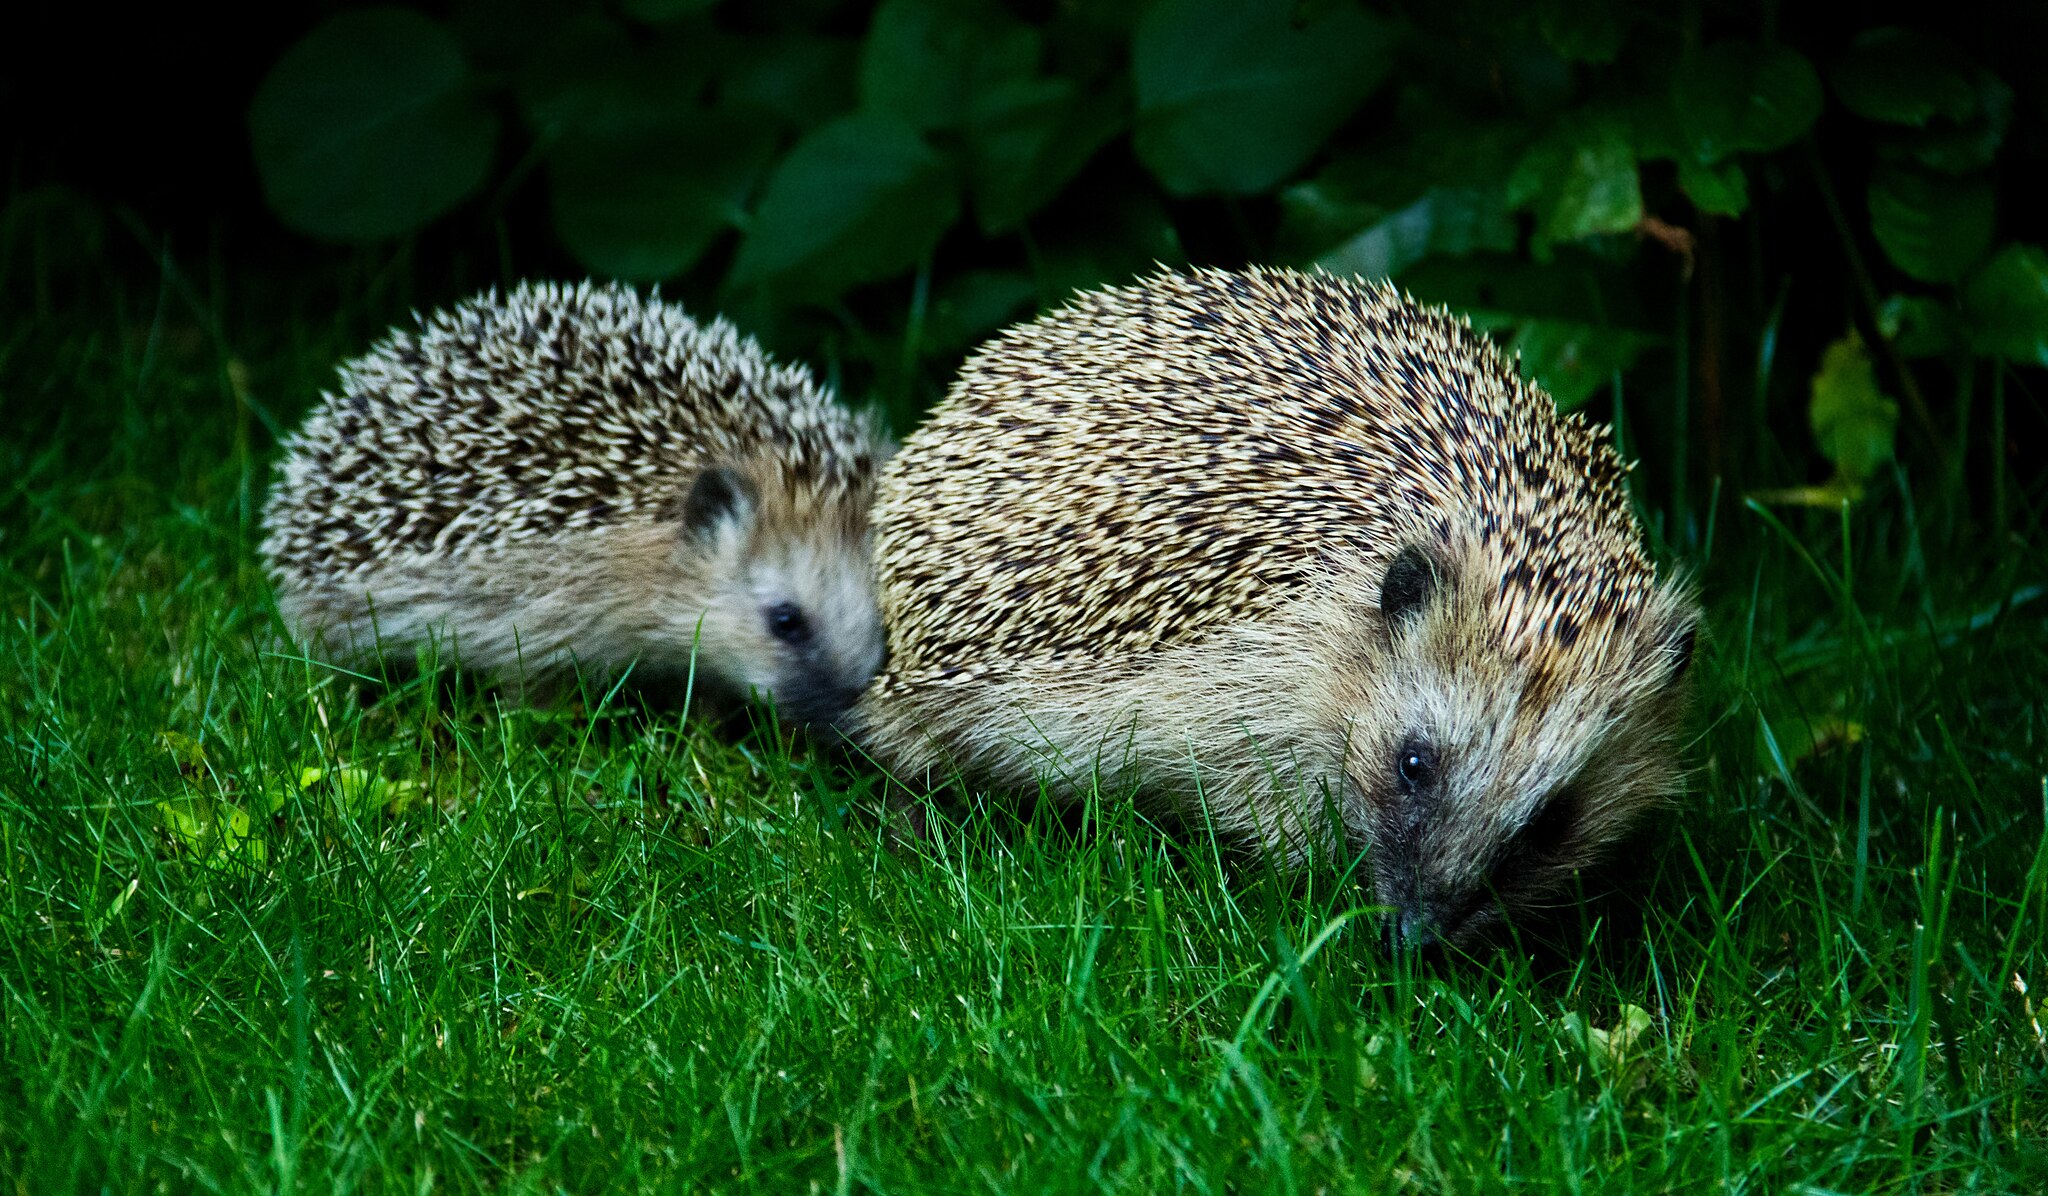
(260, 281, 892, 725)
(848, 267, 1700, 949)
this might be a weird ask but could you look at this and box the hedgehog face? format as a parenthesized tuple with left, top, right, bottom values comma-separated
(672, 465, 885, 726)
(1342, 541, 1696, 951)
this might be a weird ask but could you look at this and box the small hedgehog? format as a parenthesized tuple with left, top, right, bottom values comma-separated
(261, 281, 892, 725)
(850, 267, 1699, 948)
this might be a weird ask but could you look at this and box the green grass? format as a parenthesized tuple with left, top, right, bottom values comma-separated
(3, 257, 2046, 1194)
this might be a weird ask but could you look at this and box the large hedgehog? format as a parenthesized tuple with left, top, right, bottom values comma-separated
(262, 281, 891, 724)
(851, 267, 1699, 948)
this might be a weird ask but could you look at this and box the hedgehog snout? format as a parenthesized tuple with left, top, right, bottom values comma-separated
(770, 669, 872, 727)
(730, 518, 887, 722)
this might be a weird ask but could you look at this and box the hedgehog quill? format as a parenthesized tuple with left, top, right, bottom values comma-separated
(262, 281, 891, 725)
(851, 267, 1700, 949)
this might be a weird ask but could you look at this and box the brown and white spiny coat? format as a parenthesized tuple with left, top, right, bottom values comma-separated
(261, 281, 891, 723)
(852, 267, 1699, 948)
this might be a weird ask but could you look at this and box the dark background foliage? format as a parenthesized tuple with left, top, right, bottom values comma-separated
(11, 0, 2047, 545)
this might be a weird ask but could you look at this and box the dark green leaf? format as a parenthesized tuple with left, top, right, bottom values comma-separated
(1033, 188, 1184, 306)
(1508, 320, 1658, 411)
(622, 0, 718, 22)
(449, 0, 582, 71)
(1312, 186, 1515, 281)
(1678, 157, 1747, 217)
(1830, 28, 1980, 126)
(1962, 243, 2048, 366)
(549, 111, 778, 282)
(1399, 253, 1644, 328)
(727, 114, 960, 303)
(1759, 714, 1865, 766)
(968, 77, 1127, 234)
(1537, 0, 1626, 65)
(1277, 120, 1531, 262)
(1672, 42, 1821, 162)
(1830, 28, 2014, 174)
(1507, 112, 1641, 252)
(1867, 167, 1994, 284)
(1879, 79, 2013, 175)
(721, 35, 858, 130)
(1877, 294, 1965, 359)
(924, 270, 1037, 353)
(517, 16, 715, 138)
(1133, 0, 1395, 195)
(158, 797, 267, 870)
(1808, 332, 1897, 484)
(1277, 181, 1392, 261)
(249, 7, 498, 241)
(859, 0, 1039, 132)
(1625, 93, 1685, 161)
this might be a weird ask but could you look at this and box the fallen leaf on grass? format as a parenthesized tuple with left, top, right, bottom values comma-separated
(1761, 714, 1866, 769)
(328, 766, 427, 817)
(157, 796, 268, 869)
(153, 734, 430, 869)
(1557, 1003, 1656, 1080)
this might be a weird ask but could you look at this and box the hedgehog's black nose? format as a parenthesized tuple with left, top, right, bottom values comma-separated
(1396, 908, 1438, 951)
(1379, 902, 1439, 953)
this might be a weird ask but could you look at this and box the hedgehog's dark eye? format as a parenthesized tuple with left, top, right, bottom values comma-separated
(1395, 739, 1436, 792)
(764, 602, 812, 645)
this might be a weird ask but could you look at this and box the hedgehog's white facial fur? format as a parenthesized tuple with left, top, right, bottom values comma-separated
(666, 463, 886, 727)
(1329, 537, 1698, 949)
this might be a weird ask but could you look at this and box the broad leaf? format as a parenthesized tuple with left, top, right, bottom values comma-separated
(1830, 27, 2014, 174)
(1881, 82, 2014, 176)
(1312, 186, 1514, 282)
(1537, 0, 1626, 65)
(1133, 0, 1395, 195)
(1624, 93, 1686, 162)
(517, 15, 715, 137)
(1507, 112, 1642, 253)
(1809, 332, 1897, 485)
(329, 766, 424, 819)
(1830, 28, 1980, 126)
(1672, 42, 1821, 162)
(923, 270, 1038, 353)
(1868, 167, 1994, 283)
(1399, 253, 1643, 328)
(722, 35, 859, 130)
(158, 798, 267, 870)
(968, 77, 1127, 234)
(1678, 157, 1748, 217)
(1877, 293, 1965, 359)
(1962, 243, 2048, 366)
(1032, 188, 1185, 307)
(1277, 120, 1531, 257)
(550, 111, 778, 281)
(622, 0, 717, 22)
(249, 7, 498, 241)
(859, 0, 1039, 132)
(1508, 319, 1658, 412)
(728, 114, 960, 303)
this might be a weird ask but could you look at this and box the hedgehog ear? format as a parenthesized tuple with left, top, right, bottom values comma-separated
(675, 465, 758, 539)
(1379, 545, 1441, 631)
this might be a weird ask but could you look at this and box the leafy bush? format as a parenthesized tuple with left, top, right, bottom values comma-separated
(249, 0, 2046, 524)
